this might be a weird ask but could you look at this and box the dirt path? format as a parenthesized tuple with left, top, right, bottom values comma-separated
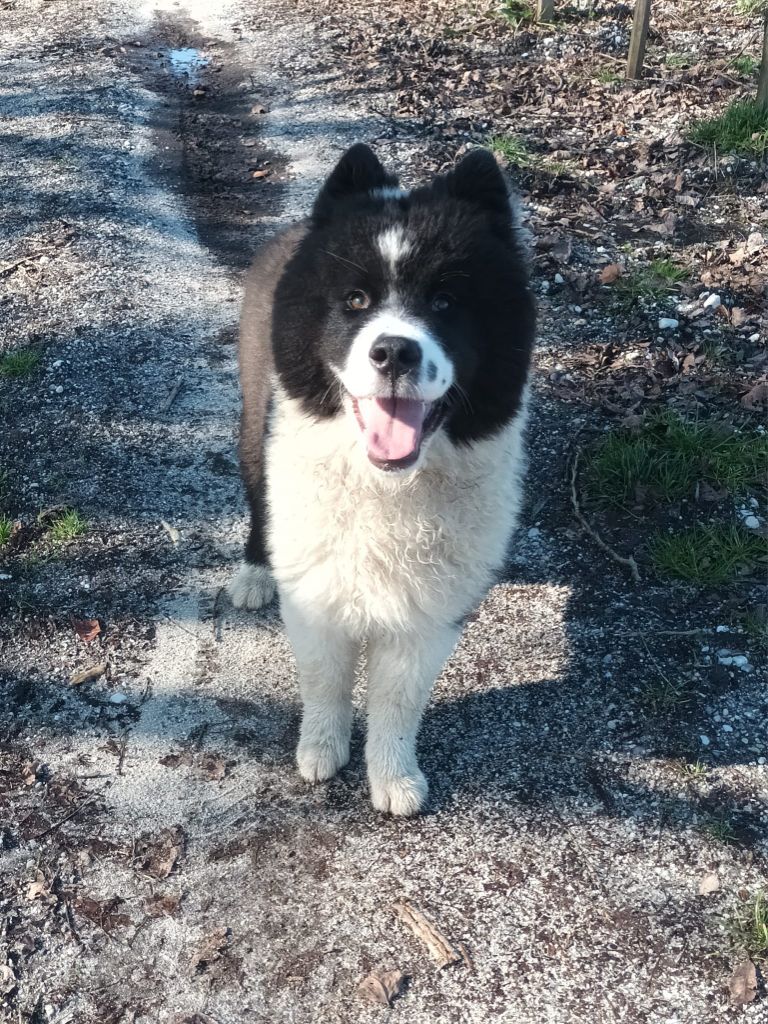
(1, 2, 766, 1022)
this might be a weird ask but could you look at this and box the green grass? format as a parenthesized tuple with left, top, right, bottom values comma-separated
(488, 133, 533, 167)
(665, 53, 694, 70)
(0, 350, 41, 378)
(675, 758, 708, 781)
(615, 259, 688, 302)
(595, 68, 621, 85)
(499, 0, 534, 26)
(641, 677, 691, 713)
(736, 0, 767, 14)
(731, 55, 759, 76)
(0, 514, 12, 547)
(650, 525, 767, 585)
(47, 508, 88, 544)
(585, 413, 767, 506)
(702, 817, 737, 843)
(688, 100, 768, 157)
(729, 891, 768, 961)
(741, 610, 768, 648)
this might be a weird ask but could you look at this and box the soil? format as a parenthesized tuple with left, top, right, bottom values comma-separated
(0, 1, 766, 1023)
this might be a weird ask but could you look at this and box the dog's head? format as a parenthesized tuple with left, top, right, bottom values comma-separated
(273, 143, 535, 472)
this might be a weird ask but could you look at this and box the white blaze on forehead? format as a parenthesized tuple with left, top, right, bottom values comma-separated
(334, 310, 454, 403)
(377, 227, 411, 274)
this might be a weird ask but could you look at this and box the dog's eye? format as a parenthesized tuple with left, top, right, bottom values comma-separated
(431, 293, 453, 313)
(346, 290, 371, 311)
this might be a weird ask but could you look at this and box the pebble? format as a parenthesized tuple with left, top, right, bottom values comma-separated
(658, 317, 679, 330)
(703, 293, 721, 310)
(699, 735, 710, 746)
(554, 273, 565, 284)
(722, 724, 733, 733)
(749, 333, 760, 343)
(527, 527, 541, 539)
(109, 693, 128, 704)
(54, 385, 63, 394)
(743, 515, 760, 530)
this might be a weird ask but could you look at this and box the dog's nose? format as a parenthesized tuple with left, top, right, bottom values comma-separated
(368, 336, 422, 377)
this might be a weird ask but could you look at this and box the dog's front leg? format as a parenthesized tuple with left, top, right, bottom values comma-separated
(366, 623, 459, 816)
(281, 598, 360, 784)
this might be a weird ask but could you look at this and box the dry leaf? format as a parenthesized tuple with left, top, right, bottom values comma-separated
(73, 618, 101, 642)
(136, 826, 185, 879)
(159, 751, 193, 769)
(190, 927, 230, 975)
(393, 900, 463, 969)
(357, 969, 406, 1007)
(198, 753, 227, 781)
(251, 168, 271, 179)
(26, 878, 48, 900)
(729, 960, 757, 1004)
(145, 893, 182, 918)
(741, 382, 768, 410)
(0, 965, 16, 996)
(75, 896, 131, 932)
(698, 872, 720, 895)
(600, 263, 622, 284)
(70, 663, 106, 686)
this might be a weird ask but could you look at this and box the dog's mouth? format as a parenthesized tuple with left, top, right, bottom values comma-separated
(351, 396, 444, 471)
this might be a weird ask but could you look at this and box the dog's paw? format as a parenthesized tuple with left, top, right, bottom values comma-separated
(369, 771, 428, 817)
(227, 562, 276, 610)
(297, 737, 350, 784)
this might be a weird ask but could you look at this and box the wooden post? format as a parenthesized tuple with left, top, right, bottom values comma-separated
(626, 0, 652, 80)
(758, 12, 768, 111)
(537, 0, 554, 22)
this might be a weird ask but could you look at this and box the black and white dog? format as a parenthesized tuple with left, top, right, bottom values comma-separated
(229, 144, 535, 815)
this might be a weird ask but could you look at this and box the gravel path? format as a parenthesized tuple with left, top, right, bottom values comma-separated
(1, 2, 766, 1022)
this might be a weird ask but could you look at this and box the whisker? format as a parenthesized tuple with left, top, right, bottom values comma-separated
(323, 249, 367, 274)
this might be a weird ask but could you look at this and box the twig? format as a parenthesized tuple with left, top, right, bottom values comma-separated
(392, 900, 464, 969)
(161, 376, 184, 413)
(69, 663, 106, 686)
(0, 251, 47, 276)
(161, 614, 201, 640)
(616, 628, 703, 638)
(570, 449, 640, 583)
(33, 796, 97, 842)
(212, 584, 225, 641)
(117, 732, 129, 776)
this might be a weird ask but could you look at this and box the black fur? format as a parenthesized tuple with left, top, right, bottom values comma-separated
(271, 144, 535, 444)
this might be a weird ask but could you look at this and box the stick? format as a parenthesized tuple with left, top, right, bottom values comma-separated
(626, 0, 652, 80)
(392, 901, 463, 969)
(162, 376, 184, 413)
(70, 663, 106, 686)
(570, 449, 641, 583)
(33, 796, 97, 841)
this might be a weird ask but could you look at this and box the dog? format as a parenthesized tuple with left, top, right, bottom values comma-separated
(229, 143, 535, 815)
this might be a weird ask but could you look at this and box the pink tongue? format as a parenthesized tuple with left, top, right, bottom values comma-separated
(356, 398, 429, 462)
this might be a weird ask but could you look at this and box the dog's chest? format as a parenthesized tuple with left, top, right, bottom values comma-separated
(265, 399, 526, 631)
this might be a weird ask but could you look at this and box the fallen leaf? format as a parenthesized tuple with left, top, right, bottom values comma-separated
(698, 871, 720, 895)
(26, 878, 48, 900)
(600, 263, 622, 284)
(159, 750, 193, 769)
(136, 826, 185, 879)
(190, 927, 230, 975)
(73, 618, 101, 642)
(75, 896, 131, 932)
(251, 168, 271, 179)
(144, 893, 182, 918)
(357, 969, 407, 1007)
(729, 960, 757, 1005)
(198, 753, 227, 781)
(741, 381, 768, 410)
(70, 663, 106, 686)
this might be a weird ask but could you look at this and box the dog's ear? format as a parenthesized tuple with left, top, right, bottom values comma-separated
(446, 148, 512, 222)
(312, 144, 396, 222)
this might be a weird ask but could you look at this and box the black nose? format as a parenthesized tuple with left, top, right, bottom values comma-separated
(369, 336, 422, 378)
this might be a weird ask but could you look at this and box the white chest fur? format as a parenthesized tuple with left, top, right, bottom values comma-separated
(265, 394, 528, 637)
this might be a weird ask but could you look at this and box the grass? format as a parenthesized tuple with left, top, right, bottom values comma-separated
(676, 758, 708, 781)
(665, 53, 694, 70)
(595, 68, 620, 85)
(615, 259, 688, 302)
(0, 350, 41, 378)
(499, 0, 534, 26)
(47, 508, 88, 544)
(742, 610, 768, 648)
(731, 55, 759, 76)
(729, 891, 768, 961)
(735, 0, 767, 14)
(488, 133, 533, 167)
(650, 525, 766, 585)
(703, 817, 737, 843)
(0, 514, 12, 547)
(688, 100, 768, 158)
(641, 677, 691, 713)
(585, 412, 768, 505)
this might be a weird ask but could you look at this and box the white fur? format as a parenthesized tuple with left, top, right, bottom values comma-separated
(334, 309, 454, 405)
(228, 562, 276, 610)
(377, 226, 411, 274)
(265, 389, 529, 815)
(370, 186, 410, 201)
